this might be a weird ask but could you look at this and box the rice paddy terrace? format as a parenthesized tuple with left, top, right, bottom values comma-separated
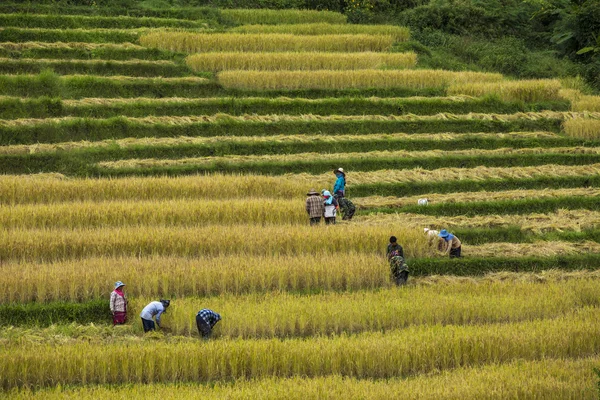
(1, 4, 600, 399)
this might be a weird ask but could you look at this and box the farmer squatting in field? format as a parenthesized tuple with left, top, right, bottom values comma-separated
(196, 308, 222, 340)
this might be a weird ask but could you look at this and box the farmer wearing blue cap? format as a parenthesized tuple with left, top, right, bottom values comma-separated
(438, 229, 462, 258)
(110, 281, 128, 325)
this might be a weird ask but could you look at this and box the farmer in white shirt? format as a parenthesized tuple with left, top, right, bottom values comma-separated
(140, 299, 170, 332)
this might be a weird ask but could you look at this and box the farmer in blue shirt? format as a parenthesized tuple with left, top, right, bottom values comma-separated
(332, 167, 355, 220)
(140, 299, 170, 332)
(196, 308, 221, 340)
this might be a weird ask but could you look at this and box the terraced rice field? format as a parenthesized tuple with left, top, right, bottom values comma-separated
(1, 5, 600, 399)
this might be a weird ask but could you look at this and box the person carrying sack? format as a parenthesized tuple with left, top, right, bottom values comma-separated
(332, 168, 355, 221)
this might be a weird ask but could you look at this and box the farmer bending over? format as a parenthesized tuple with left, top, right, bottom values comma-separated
(439, 229, 462, 258)
(140, 299, 170, 332)
(196, 308, 222, 340)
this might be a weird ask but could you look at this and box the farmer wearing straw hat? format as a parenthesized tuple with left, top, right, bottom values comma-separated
(110, 281, 127, 326)
(306, 188, 325, 226)
(332, 167, 355, 221)
(438, 229, 462, 258)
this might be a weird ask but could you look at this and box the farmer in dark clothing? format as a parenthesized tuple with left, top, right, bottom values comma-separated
(196, 308, 221, 340)
(306, 188, 325, 226)
(387, 236, 409, 285)
(332, 167, 355, 221)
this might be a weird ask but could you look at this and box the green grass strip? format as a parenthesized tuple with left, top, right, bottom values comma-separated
(410, 253, 600, 276)
(351, 175, 600, 197)
(0, 299, 109, 327)
(0, 96, 571, 119)
(0, 116, 561, 145)
(0, 59, 195, 78)
(0, 43, 185, 62)
(0, 13, 211, 29)
(451, 227, 600, 245)
(0, 27, 140, 44)
(366, 196, 600, 217)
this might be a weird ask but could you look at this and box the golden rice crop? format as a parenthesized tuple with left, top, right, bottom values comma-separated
(97, 146, 600, 169)
(0, 131, 554, 156)
(0, 224, 430, 262)
(571, 95, 600, 112)
(3, 163, 600, 205)
(230, 23, 410, 41)
(7, 357, 598, 399)
(220, 9, 347, 25)
(186, 51, 417, 71)
(2, 309, 599, 386)
(0, 253, 389, 302)
(360, 209, 600, 233)
(125, 279, 600, 337)
(447, 80, 562, 102)
(140, 32, 394, 53)
(217, 69, 503, 90)
(468, 240, 600, 258)
(355, 187, 600, 209)
(0, 173, 322, 204)
(563, 118, 600, 139)
(1, 198, 306, 229)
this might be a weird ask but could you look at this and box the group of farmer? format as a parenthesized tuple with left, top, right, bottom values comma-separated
(386, 229, 462, 286)
(109, 282, 221, 339)
(305, 168, 356, 225)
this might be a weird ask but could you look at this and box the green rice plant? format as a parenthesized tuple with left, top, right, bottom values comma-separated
(0, 42, 185, 61)
(139, 32, 395, 53)
(0, 73, 216, 98)
(0, 132, 577, 159)
(0, 113, 563, 145)
(0, 58, 193, 77)
(230, 23, 410, 41)
(564, 119, 600, 139)
(376, 194, 600, 217)
(0, 300, 108, 327)
(447, 80, 563, 102)
(0, 253, 388, 302)
(0, 198, 306, 229)
(217, 70, 503, 90)
(0, 224, 430, 262)
(6, 357, 599, 399)
(0, 27, 141, 44)
(0, 95, 571, 120)
(0, 14, 210, 29)
(186, 52, 417, 71)
(94, 146, 600, 177)
(1, 309, 599, 386)
(220, 9, 347, 25)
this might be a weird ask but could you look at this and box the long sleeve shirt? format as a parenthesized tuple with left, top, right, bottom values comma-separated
(198, 309, 221, 328)
(109, 290, 127, 313)
(140, 301, 165, 326)
(333, 176, 345, 196)
(306, 195, 325, 218)
(386, 243, 404, 259)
